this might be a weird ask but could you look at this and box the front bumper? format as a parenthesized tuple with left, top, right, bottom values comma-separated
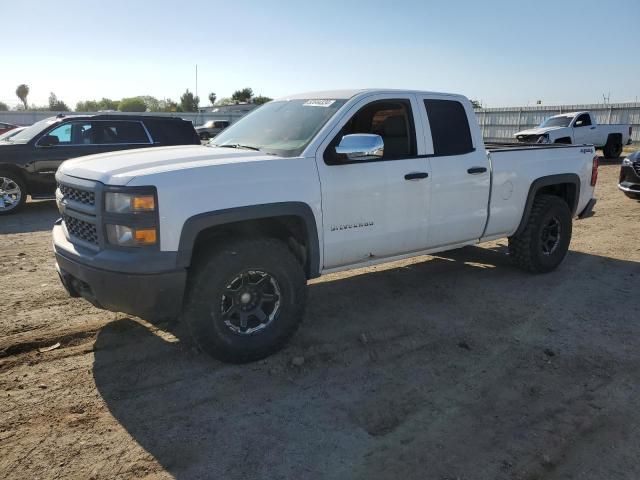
(53, 223, 186, 321)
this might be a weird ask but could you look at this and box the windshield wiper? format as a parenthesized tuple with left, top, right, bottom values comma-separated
(214, 143, 261, 152)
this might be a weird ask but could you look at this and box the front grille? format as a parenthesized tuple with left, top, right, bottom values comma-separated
(63, 214, 98, 245)
(59, 184, 95, 206)
(633, 161, 640, 177)
(516, 134, 543, 143)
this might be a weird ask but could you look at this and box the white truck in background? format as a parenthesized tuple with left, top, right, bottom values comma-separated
(53, 89, 598, 363)
(515, 111, 632, 158)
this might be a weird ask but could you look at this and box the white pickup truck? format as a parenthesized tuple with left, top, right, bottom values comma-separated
(515, 111, 632, 158)
(53, 89, 598, 363)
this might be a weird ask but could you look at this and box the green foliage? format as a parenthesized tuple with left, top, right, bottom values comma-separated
(215, 97, 234, 106)
(231, 88, 253, 103)
(76, 100, 99, 112)
(48, 92, 70, 112)
(252, 95, 272, 105)
(118, 97, 147, 112)
(470, 99, 482, 109)
(208, 92, 216, 105)
(157, 98, 179, 112)
(0, 101, 8, 111)
(16, 84, 29, 110)
(180, 89, 200, 112)
(98, 98, 119, 110)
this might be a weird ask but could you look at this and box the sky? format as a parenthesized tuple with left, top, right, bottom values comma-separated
(2, 0, 639, 109)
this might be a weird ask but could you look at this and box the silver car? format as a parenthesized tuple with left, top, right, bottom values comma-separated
(195, 120, 230, 140)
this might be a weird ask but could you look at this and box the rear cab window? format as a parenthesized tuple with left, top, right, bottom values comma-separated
(423, 99, 474, 156)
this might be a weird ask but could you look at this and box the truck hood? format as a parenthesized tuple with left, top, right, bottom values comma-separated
(515, 126, 566, 136)
(58, 145, 283, 186)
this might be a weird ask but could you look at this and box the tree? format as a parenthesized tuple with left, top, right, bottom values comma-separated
(231, 87, 253, 104)
(157, 98, 178, 112)
(16, 84, 29, 110)
(98, 98, 119, 110)
(138, 96, 161, 112)
(0, 101, 8, 111)
(76, 100, 99, 112)
(118, 97, 147, 112)
(180, 89, 199, 112)
(208, 92, 217, 105)
(48, 92, 70, 111)
(470, 99, 482, 109)
(215, 97, 234, 106)
(252, 95, 272, 105)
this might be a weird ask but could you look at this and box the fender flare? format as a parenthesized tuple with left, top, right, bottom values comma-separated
(513, 174, 581, 237)
(176, 202, 321, 278)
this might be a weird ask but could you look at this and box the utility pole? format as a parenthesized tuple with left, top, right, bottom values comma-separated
(195, 64, 198, 100)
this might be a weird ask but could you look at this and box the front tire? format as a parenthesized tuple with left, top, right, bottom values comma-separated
(508, 195, 572, 273)
(0, 170, 27, 215)
(183, 238, 307, 363)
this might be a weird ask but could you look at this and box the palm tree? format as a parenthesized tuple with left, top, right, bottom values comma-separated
(208, 92, 216, 105)
(16, 84, 29, 110)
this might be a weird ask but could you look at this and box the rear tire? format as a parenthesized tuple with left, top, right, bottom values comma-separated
(0, 170, 27, 215)
(603, 136, 623, 159)
(508, 195, 572, 273)
(183, 238, 307, 363)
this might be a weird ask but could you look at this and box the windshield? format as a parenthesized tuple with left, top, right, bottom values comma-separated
(210, 99, 347, 157)
(539, 115, 572, 128)
(5, 118, 59, 144)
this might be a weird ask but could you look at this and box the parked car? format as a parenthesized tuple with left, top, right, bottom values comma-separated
(0, 126, 26, 142)
(515, 111, 632, 158)
(619, 151, 640, 200)
(195, 120, 230, 140)
(53, 89, 597, 363)
(0, 122, 18, 135)
(0, 114, 200, 214)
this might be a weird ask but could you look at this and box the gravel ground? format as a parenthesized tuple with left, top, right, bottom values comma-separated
(1, 161, 639, 480)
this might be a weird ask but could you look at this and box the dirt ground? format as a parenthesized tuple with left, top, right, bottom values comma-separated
(1, 160, 639, 480)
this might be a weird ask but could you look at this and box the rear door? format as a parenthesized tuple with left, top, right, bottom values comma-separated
(316, 93, 432, 269)
(417, 95, 490, 248)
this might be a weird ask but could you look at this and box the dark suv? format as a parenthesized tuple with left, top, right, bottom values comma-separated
(619, 150, 640, 200)
(0, 114, 200, 214)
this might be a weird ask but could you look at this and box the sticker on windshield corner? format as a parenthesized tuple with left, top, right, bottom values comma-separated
(303, 99, 336, 107)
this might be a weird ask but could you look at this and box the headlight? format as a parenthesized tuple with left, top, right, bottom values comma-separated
(106, 224, 157, 246)
(622, 157, 633, 166)
(105, 192, 155, 213)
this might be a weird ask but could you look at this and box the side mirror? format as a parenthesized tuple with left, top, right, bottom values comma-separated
(39, 135, 60, 147)
(335, 134, 384, 162)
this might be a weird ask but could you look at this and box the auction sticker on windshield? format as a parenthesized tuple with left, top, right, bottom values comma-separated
(303, 100, 336, 107)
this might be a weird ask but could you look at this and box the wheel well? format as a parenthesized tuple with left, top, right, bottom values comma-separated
(535, 183, 577, 213)
(554, 137, 572, 144)
(0, 164, 28, 194)
(606, 133, 622, 145)
(191, 216, 312, 277)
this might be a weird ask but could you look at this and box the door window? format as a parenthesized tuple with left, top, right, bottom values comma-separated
(45, 122, 92, 145)
(326, 99, 417, 163)
(423, 99, 474, 156)
(574, 114, 591, 127)
(91, 121, 150, 144)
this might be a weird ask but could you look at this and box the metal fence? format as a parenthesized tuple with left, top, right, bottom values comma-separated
(3, 102, 640, 144)
(475, 102, 640, 143)
(0, 110, 248, 127)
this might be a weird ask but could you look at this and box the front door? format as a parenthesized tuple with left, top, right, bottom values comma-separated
(315, 94, 432, 269)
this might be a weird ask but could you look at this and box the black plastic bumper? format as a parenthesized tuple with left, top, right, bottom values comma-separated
(53, 225, 186, 321)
